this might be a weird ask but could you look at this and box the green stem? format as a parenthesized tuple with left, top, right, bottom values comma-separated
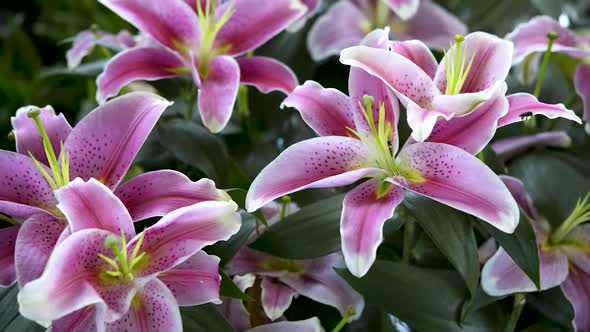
(331, 306, 356, 332)
(504, 293, 526, 332)
(533, 32, 559, 98)
(279, 196, 291, 220)
(402, 219, 415, 264)
(0, 214, 18, 226)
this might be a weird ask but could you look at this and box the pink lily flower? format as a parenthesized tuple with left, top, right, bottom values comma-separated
(507, 16, 590, 132)
(307, 0, 466, 61)
(246, 29, 519, 278)
(96, 0, 307, 133)
(481, 176, 590, 332)
(66, 29, 139, 69)
(339, 30, 514, 142)
(491, 131, 572, 163)
(17, 177, 241, 330)
(225, 201, 364, 325)
(1, 92, 230, 290)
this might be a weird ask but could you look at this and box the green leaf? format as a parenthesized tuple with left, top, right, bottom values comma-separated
(206, 214, 257, 267)
(39, 61, 108, 78)
(460, 286, 505, 323)
(226, 188, 267, 227)
(181, 304, 233, 332)
(157, 119, 229, 185)
(526, 287, 575, 331)
(219, 269, 253, 302)
(338, 261, 500, 331)
(402, 193, 480, 296)
(510, 151, 590, 228)
(479, 210, 541, 289)
(249, 194, 345, 259)
(0, 284, 43, 332)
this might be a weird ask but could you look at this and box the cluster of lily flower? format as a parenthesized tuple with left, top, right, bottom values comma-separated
(2, 0, 590, 331)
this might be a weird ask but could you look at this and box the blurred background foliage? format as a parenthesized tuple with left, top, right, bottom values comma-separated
(1, 0, 590, 331)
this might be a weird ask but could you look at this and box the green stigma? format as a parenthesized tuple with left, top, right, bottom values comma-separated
(27, 108, 70, 190)
(196, 0, 235, 78)
(444, 35, 475, 95)
(99, 230, 148, 282)
(549, 192, 590, 245)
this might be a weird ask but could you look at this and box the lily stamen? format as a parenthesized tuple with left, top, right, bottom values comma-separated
(549, 191, 590, 245)
(196, 0, 236, 78)
(99, 230, 148, 282)
(445, 35, 476, 95)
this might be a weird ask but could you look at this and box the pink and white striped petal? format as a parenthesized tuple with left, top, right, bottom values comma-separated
(341, 179, 404, 278)
(158, 251, 222, 306)
(115, 170, 229, 222)
(237, 56, 298, 95)
(390, 142, 519, 233)
(498, 93, 581, 128)
(215, 0, 306, 57)
(11, 105, 72, 165)
(0, 151, 58, 218)
(96, 47, 185, 103)
(261, 277, 297, 321)
(56, 178, 135, 237)
(481, 246, 569, 296)
(281, 81, 355, 137)
(383, 0, 419, 20)
(561, 268, 590, 332)
(0, 226, 19, 286)
(246, 136, 384, 212)
(97, 0, 200, 52)
(491, 132, 572, 163)
(390, 40, 438, 79)
(499, 175, 541, 221)
(132, 201, 240, 279)
(64, 92, 171, 190)
(247, 317, 324, 332)
(197, 55, 240, 133)
(14, 214, 64, 287)
(105, 279, 182, 332)
(574, 64, 590, 132)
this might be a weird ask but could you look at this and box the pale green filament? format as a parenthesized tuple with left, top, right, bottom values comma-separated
(331, 306, 356, 332)
(374, 0, 389, 29)
(444, 35, 475, 95)
(99, 231, 148, 282)
(27, 108, 70, 190)
(550, 192, 590, 245)
(279, 195, 291, 220)
(196, 0, 236, 78)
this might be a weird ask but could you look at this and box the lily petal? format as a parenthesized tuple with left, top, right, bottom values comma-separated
(245, 136, 384, 212)
(281, 265, 365, 320)
(340, 45, 440, 109)
(281, 81, 355, 137)
(499, 175, 540, 221)
(106, 279, 182, 332)
(65, 92, 171, 190)
(237, 56, 298, 95)
(97, 0, 200, 52)
(215, 0, 306, 57)
(561, 224, 590, 275)
(247, 317, 324, 332)
(14, 214, 64, 287)
(17, 229, 135, 325)
(390, 142, 519, 233)
(261, 277, 297, 321)
(159, 251, 222, 306)
(491, 131, 572, 163)
(0, 151, 58, 218)
(11, 105, 72, 165)
(561, 268, 590, 331)
(115, 170, 229, 222)
(574, 64, 590, 131)
(218, 274, 255, 332)
(401, 0, 467, 50)
(384, 0, 419, 20)
(0, 226, 19, 286)
(197, 55, 240, 133)
(49, 307, 98, 332)
(306, 0, 367, 61)
(507, 16, 589, 63)
(390, 40, 438, 79)
(434, 32, 513, 94)
(419, 82, 509, 154)
(56, 178, 135, 238)
(132, 200, 240, 279)
(481, 246, 569, 296)
(341, 179, 404, 278)
(498, 93, 581, 127)
(405, 102, 454, 142)
(96, 47, 185, 103)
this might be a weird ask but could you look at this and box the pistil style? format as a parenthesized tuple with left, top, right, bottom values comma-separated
(196, 0, 236, 78)
(445, 35, 475, 95)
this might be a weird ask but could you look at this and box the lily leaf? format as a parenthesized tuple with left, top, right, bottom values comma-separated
(219, 269, 253, 302)
(249, 194, 345, 259)
(180, 304, 233, 332)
